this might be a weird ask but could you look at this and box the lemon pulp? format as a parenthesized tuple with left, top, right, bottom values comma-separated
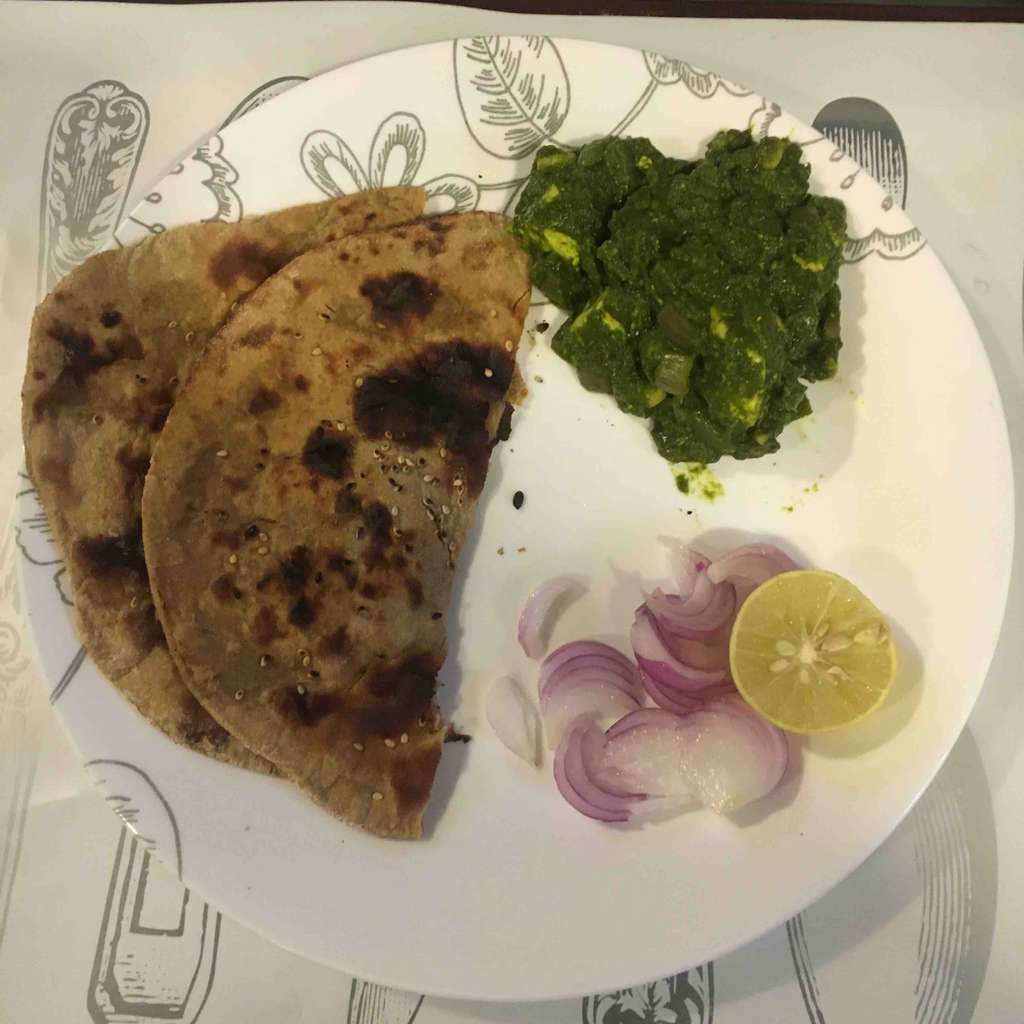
(729, 570, 897, 734)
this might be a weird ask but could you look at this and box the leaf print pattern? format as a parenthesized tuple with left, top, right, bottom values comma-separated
(454, 37, 570, 159)
(302, 130, 369, 195)
(194, 134, 243, 223)
(844, 226, 926, 263)
(300, 113, 480, 213)
(221, 75, 308, 128)
(37, 80, 149, 294)
(642, 51, 751, 98)
(369, 113, 425, 188)
(583, 966, 714, 1024)
(421, 173, 481, 215)
(14, 475, 73, 607)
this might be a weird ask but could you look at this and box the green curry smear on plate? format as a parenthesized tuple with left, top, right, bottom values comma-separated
(511, 130, 847, 465)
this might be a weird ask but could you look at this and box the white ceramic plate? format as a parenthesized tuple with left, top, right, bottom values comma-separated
(18, 38, 1014, 1001)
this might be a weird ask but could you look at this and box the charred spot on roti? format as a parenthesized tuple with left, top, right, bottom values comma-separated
(211, 528, 241, 549)
(496, 403, 514, 442)
(294, 374, 310, 392)
(362, 501, 393, 543)
(359, 582, 381, 601)
(38, 455, 71, 487)
(353, 341, 513, 493)
(251, 605, 285, 645)
(335, 489, 362, 517)
(359, 272, 437, 323)
(223, 474, 250, 494)
(125, 604, 166, 654)
(280, 546, 312, 593)
(320, 625, 350, 656)
(74, 523, 147, 580)
(395, 750, 442, 813)
(33, 323, 140, 419)
(211, 574, 236, 602)
(179, 694, 231, 750)
(238, 324, 274, 349)
(354, 652, 438, 737)
(248, 387, 281, 414)
(326, 551, 359, 589)
(404, 577, 424, 608)
(115, 446, 151, 494)
(210, 241, 286, 291)
(100, 309, 122, 328)
(302, 425, 352, 479)
(143, 388, 175, 432)
(278, 688, 338, 727)
(288, 595, 317, 628)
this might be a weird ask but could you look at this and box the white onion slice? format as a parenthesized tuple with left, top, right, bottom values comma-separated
(677, 700, 789, 813)
(706, 544, 800, 587)
(602, 715, 696, 800)
(486, 676, 541, 766)
(668, 544, 711, 596)
(517, 577, 587, 659)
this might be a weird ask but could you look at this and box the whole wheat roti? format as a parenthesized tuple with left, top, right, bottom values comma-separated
(142, 212, 530, 837)
(22, 188, 425, 771)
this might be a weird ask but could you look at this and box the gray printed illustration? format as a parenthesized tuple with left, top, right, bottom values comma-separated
(15, 472, 73, 607)
(221, 75, 309, 128)
(121, 133, 243, 242)
(582, 966, 714, 1024)
(810, 97, 924, 262)
(787, 913, 826, 1024)
(38, 80, 150, 293)
(347, 980, 424, 1024)
(781, 730, 996, 1024)
(813, 98, 908, 211)
(301, 111, 481, 214)
(86, 760, 220, 1023)
(611, 50, 751, 137)
(0, 659, 37, 954)
(454, 37, 570, 160)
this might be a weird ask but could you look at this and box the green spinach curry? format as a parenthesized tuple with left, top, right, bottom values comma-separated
(511, 130, 847, 464)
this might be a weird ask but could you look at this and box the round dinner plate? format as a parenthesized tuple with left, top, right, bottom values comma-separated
(18, 37, 1014, 1001)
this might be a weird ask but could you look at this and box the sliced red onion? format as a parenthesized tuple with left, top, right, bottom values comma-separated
(646, 583, 736, 640)
(602, 713, 697, 800)
(663, 632, 730, 671)
(677, 700, 789, 813)
(539, 641, 643, 703)
(542, 681, 640, 750)
(599, 698, 788, 815)
(486, 676, 541, 767)
(553, 720, 644, 822)
(606, 707, 692, 740)
(640, 671, 708, 715)
(706, 544, 800, 587)
(641, 670, 735, 715)
(539, 654, 641, 704)
(542, 640, 636, 676)
(631, 607, 731, 693)
(518, 576, 587, 659)
(711, 694, 789, 783)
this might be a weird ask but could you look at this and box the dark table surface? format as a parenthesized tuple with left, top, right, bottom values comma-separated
(146, 0, 1024, 21)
